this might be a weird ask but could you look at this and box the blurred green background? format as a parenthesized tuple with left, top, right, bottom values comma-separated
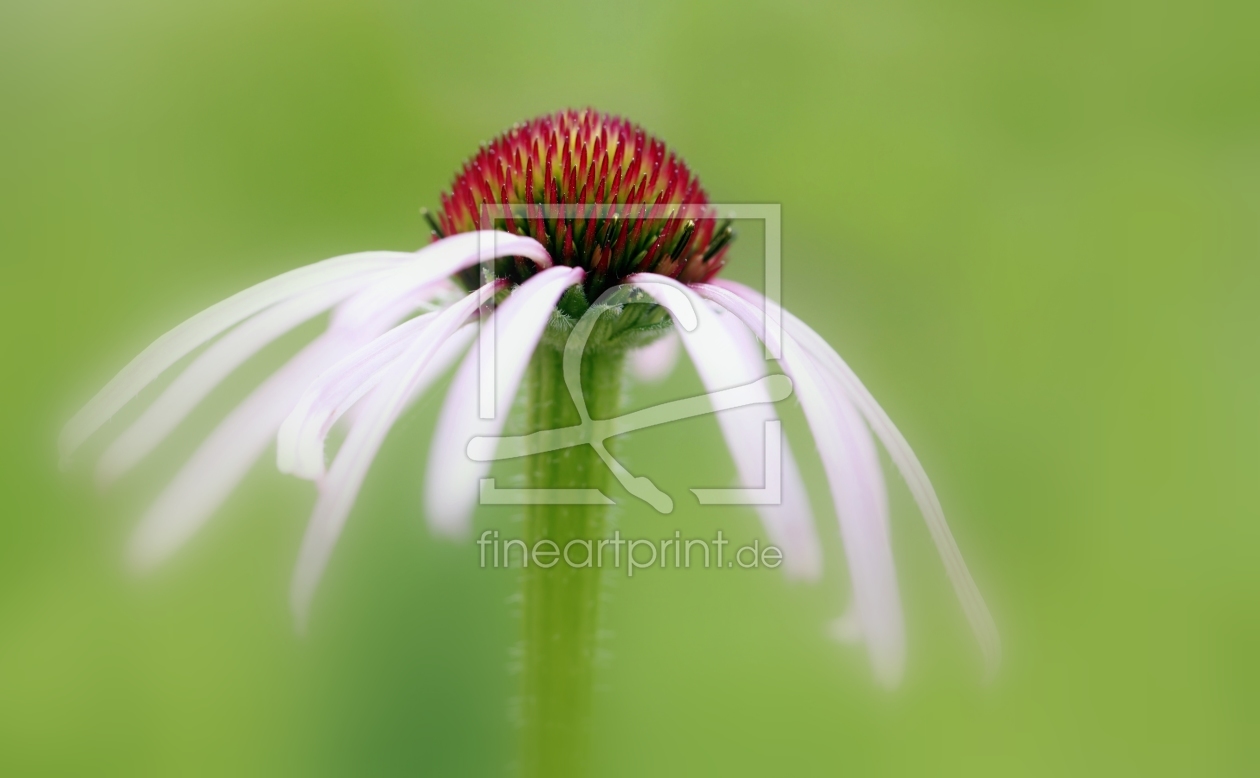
(2, 0, 1257, 775)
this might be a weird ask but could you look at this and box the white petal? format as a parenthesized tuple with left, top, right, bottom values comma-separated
(290, 281, 505, 628)
(61, 253, 403, 462)
(626, 275, 823, 581)
(705, 281, 1000, 679)
(96, 281, 363, 486)
(712, 305, 823, 581)
(61, 231, 547, 462)
(628, 329, 681, 383)
(423, 266, 586, 537)
(127, 275, 475, 570)
(695, 283, 902, 682)
(277, 317, 475, 481)
(128, 331, 354, 571)
(310, 325, 475, 441)
(332, 278, 459, 332)
(277, 312, 439, 480)
(273, 273, 503, 481)
(399, 323, 477, 407)
(105, 276, 464, 486)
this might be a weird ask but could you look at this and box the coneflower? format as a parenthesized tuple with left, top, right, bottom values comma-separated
(62, 108, 997, 777)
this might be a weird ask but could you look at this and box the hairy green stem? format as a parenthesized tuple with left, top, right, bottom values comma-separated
(519, 341, 624, 778)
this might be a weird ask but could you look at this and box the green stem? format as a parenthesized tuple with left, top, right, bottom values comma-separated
(520, 341, 624, 778)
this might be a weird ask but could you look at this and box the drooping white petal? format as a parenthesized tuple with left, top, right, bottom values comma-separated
(398, 322, 477, 406)
(96, 281, 362, 486)
(423, 266, 586, 538)
(127, 331, 355, 571)
(703, 282, 1001, 680)
(277, 312, 438, 480)
(277, 316, 475, 481)
(126, 293, 424, 571)
(729, 281, 999, 675)
(711, 303, 823, 581)
(272, 264, 526, 481)
(290, 281, 505, 628)
(626, 275, 823, 582)
(336, 231, 548, 331)
(126, 273, 485, 570)
(693, 281, 902, 683)
(345, 324, 475, 429)
(61, 253, 402, 462)
(103, 276, 464, 486)
(628, 329, 681, 383)
(61, 231, 547, 462)
(331, 278, 459, 332)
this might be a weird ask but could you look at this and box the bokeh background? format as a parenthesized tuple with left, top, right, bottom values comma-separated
(2, 1, 1257, 775)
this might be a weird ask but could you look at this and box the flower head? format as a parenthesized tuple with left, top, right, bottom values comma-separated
(61, 110, 997, 685)
(428, 108, 732, 297)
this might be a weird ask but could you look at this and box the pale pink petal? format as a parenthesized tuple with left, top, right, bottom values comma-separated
(399, 323, 477, 407)
(290, 281, 505, 627)
(128, 330, 355, 571)
(628, 329, 681, 383)
(423, 266, 586, 538)
(96, 281, 364, 486)
(106, 278, 463, 487)
(127, 288, 424, 570)
(711, 305, 823, 581)
(273, 268, 523, 480)
(332, 278, 460, 332)
(61, 231, 546, 462)
(715, 279, 1000, 676)
(334, 324, 476, 431)
(104, 273, 468, 481)
(277, 312, 439, 480)
(61, 252, 405, 461)
(700, 281, 1001, 682)
(273, 277, 464, 481)
(127, 277, 475, 570)
(693, 283, 902, 683)
(277, 318, 475, 481)
(626, 275, 823, 581)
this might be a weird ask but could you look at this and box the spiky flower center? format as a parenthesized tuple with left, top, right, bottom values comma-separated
(428, 109, 733, 300)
